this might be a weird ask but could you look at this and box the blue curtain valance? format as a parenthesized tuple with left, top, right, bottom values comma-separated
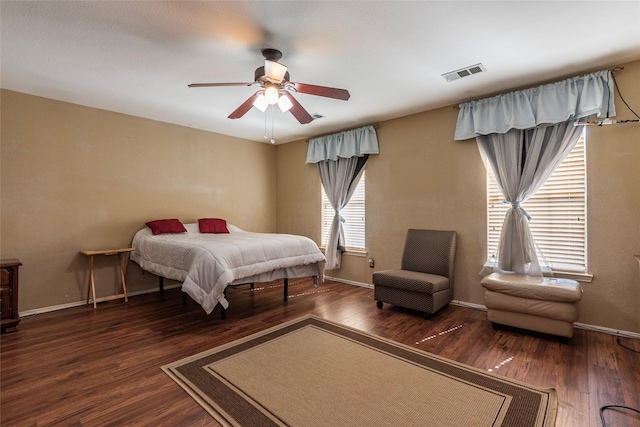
(306, 125, 379, 164)
(454, 70, 616, 141)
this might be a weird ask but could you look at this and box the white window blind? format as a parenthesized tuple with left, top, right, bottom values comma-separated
(321, 171, 365, 251)
(488, 130, 586, 273)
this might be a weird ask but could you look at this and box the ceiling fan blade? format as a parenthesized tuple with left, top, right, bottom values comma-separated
(291, 82, 351, 101)
(286, 93, 313, 124)
(228, 92, 260, 119)
(188, 82, 255, 88)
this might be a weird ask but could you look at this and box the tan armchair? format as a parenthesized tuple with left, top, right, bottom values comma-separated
(373, 229, 457, 319)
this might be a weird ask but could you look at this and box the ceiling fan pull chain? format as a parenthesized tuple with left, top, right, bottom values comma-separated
(263, 109, 268, 140)
(270, 105, 276, 144)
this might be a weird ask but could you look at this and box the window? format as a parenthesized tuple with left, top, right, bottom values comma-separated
(487, 130, 586, 273)
(321, 171, 365, 251)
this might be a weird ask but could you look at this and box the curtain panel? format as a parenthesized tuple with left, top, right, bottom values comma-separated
(454, 70, 615, 141)
(477, 121, 584, 277)
(306, 125, 379, 164)
(318, 155, 368, 270)
(306, 125, 379, 270)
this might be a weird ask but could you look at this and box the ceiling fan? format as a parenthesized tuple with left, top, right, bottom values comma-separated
(188, 48, 350, 124)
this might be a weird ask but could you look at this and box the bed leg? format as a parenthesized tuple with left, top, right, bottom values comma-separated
(159, 276, 164, 293)
(250, 283, 254, 291)
(283, 278, 289, 302)
(312, 276, 318, 288)
(219, 288, 228, 320)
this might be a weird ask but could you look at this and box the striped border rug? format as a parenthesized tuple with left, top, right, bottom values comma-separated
(163, 315, 556, 427)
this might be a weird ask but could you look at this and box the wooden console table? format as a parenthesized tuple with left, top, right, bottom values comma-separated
(80, 248, 134, 309)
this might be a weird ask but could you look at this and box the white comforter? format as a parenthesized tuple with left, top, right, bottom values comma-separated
(131, 224, 326, 314)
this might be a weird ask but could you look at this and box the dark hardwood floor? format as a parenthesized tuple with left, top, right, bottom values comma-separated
(1, 278, 639, 427)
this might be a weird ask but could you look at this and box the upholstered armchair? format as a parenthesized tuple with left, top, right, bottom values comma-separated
(373, 229, 457, 319)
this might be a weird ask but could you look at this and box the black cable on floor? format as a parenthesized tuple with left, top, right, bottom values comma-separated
(617, 337, 640, 354)
(600, 405, 640, 427)
(599, 337, 640, 425)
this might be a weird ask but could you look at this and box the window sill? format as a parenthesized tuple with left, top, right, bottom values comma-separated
(483, 259, 593, 283)
(552, 271, 593, 283)
(343, 249, 367, 257)
(320, 247, 367, 257)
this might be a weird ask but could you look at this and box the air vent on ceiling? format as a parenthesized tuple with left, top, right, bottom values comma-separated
(442, 63, 487, 82)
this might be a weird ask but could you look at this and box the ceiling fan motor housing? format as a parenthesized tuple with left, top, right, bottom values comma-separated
(261, 48, 283, 62)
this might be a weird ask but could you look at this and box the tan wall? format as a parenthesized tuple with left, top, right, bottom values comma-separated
(583, 59, 640, 332)
(1, 90, 276, 311)
(3, 60, 638, 333)
(276, 60, 640, 333)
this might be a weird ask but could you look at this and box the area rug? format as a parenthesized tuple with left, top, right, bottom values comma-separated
(163, 315, 556, 427)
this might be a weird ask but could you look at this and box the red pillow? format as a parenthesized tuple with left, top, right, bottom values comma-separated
(198, 218, 230, 234)
(145, 219, 187, 235)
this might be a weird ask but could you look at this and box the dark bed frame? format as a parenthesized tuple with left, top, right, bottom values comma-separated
(157, 275, 318, 320)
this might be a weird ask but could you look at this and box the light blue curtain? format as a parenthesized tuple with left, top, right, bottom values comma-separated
(306, 125, 379, 164)
(477, 121, 583, 276)
(317, 156, 367, 270)
(306, 125, 379, 270)
(454, 70, 615, 141)
(454, 70, 615, 277)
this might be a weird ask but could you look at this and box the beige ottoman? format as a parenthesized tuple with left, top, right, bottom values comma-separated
(480, 273, 583, 340)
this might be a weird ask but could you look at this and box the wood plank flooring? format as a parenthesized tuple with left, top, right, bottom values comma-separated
(1, 278, 639, 427)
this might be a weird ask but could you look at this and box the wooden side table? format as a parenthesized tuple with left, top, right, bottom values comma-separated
(1, 259, 22, 333)
(80, 248, 135, 309)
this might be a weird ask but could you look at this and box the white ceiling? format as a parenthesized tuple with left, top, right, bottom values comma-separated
(2, 1, 640, 144)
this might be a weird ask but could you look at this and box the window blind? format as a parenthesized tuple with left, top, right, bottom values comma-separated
(322, 171, 365, 251)
(488, 131, 586, 273)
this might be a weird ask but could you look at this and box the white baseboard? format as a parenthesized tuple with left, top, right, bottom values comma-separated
(450, 299, 487, 311)
(573, 322, 640, 339)
(324, 276, 373, 289)
(20, 300, 87, 317)
(19, 284, 181, 318)
(328, 277, 640, 339)
(20, 279, 640, 340)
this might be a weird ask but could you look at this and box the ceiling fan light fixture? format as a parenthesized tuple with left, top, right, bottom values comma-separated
(264, 59, 288, 82)
(253, 93, 269, 112)
(264, 86, 279, 105)
(277, 94, 293, 112)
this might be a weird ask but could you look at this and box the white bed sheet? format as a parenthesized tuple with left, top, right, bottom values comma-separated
(131, 223, 326, 314)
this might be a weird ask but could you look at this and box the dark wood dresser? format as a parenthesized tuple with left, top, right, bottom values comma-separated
(1, 259, 22, 333)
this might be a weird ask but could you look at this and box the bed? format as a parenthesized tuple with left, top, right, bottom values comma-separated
(130, 221, 326, 317)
